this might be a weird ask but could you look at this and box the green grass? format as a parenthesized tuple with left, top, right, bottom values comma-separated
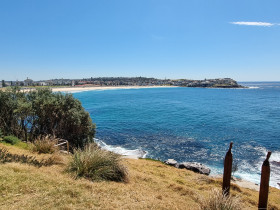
(140, 157, 163, 163)
(0, 139, 29, 150)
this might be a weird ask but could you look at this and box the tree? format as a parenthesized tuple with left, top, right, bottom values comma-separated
(0, 87, 96, 148)
(2, 80, 6, 87)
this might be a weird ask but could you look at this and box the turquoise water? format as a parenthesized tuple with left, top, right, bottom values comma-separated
(72, 82, 280, 188)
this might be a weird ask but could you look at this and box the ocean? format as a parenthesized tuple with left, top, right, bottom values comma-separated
(71, 82, 280, 188)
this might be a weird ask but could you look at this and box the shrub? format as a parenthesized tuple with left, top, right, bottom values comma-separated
(199, 188, 242, 210)
(0, 87, 95, 148)
(67, 143, 128, 182)
(32, 135, 58, 154)
(3, 136, 20, 145)
(0, 129, 3, 139)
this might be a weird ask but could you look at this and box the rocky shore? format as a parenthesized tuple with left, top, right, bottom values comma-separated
(164, 159, 211, 175)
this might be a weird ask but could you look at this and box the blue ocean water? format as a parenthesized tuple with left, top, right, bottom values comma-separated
(72, 82, 280, 188)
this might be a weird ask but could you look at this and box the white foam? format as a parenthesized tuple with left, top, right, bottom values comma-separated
(248, 86, 260, 89)
(210, 147, 280, 189)
(94, 138, 147, 158)
(244, 147, 280, 189)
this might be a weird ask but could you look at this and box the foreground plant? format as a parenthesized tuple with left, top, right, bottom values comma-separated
(3, 136, 20, 145)
(31, 135, 58, 154)
(67, 143, 128, 182)
(199, 188, 242, 210)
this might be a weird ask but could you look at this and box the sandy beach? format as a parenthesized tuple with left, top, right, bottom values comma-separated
(51, 85, 176, 92)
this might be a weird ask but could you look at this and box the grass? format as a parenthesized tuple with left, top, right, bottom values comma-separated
(0, 147, 61, 167)
(3, 136, 20, 145)
(0, 139, 29, 150)
(199, 188, 242, 210)
(67, 143, 128, 182)
(0, 144, 279, 209)
(31, 136, 58, 154)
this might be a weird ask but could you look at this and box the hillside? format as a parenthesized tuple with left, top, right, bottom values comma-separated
(0, 143, 279, 210)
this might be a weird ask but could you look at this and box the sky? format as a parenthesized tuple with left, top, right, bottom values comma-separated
(0, 0, 279, 81)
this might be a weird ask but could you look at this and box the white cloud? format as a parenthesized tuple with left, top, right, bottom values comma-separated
(230, 22, 275, 27)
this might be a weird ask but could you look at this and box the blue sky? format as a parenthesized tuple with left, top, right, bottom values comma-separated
(0, 0, 279, 81)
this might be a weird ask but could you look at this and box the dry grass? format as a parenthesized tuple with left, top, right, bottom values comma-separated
(0, 144, 279, 210)
(31, 135, 58, 154)
(67, 143, 128, 182)
(199, 188, 242, 210)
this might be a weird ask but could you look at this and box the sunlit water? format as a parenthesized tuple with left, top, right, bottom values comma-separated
(72, 82, 280, 188)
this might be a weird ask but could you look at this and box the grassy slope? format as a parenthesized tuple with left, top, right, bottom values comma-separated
(0, 144, 279, 210)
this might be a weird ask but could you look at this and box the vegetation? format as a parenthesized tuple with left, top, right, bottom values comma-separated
(31, 135, 58, 154)
(3, 135, 20, 145)
(0, 147, 59, 167)
(0, 144, 279, 209)
(0, 87, 95, 148)
(0, 128, 3, 140)
(67, 143, 128, 182)
(199, 188, 242, 210)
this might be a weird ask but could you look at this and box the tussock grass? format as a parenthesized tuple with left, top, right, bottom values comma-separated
(31, 135, 58, 154)
(199, 188, 242, 210)
(67, 143, 128, 182)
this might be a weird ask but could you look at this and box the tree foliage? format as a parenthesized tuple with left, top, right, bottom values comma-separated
(0, 87, 95, 148)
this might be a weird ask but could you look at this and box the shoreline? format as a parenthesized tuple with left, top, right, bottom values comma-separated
(51, 85, 177, 92)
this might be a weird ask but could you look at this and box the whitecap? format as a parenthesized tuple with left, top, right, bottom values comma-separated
(94, 138, 147, 158)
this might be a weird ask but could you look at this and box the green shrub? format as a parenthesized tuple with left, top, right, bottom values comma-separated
(67, 143, 128, 182)
(0, 87, 95, 148)
(3, 136, 20, 145)
(0, 129, 3, 139)
(31, 136, 58, 154)
(199, 188, 242, 210)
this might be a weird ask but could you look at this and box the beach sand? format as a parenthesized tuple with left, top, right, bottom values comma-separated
(51, 85, 176, 92)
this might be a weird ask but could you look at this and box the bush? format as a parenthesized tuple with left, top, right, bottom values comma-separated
(32, 136, 58, 154)
(199, 188, 242, 210)
(3, 136, 20, 145)
(0, 129, 3, 139)
(67, 143, 128, 182)
(0, 87, 96, 148)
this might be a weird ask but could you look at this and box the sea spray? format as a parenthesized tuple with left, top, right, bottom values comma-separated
(94, 138, 147, 158)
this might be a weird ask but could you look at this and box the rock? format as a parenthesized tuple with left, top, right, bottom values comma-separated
(164, 159, 179, 167)
(271, 161, 280, 166)
(178, 162, 211, 175)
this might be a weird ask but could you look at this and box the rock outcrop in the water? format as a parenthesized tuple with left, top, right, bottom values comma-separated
(178, 162, 211, 175)
(164, 159, 211, 175)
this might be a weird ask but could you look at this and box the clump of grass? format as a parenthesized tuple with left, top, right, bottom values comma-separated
(67, 143, 128, 182)
(31, 135, 58, 154)
(3, 136, 20, 145)
(199, 188, 242, 210)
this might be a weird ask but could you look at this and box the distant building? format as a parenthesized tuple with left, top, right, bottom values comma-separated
(39, 81, 47, 86)
(5, 81, 12, 86)
(24, 77, 33, 86)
